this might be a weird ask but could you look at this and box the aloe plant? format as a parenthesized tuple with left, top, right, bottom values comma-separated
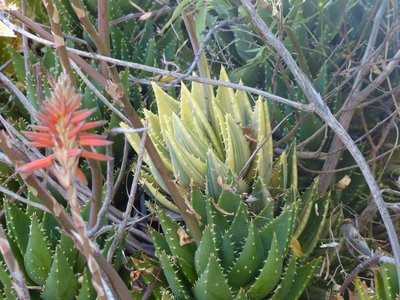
(148, 189, 321, 299)
(0, 200, 124, 299)
(123, 67, 298, 213)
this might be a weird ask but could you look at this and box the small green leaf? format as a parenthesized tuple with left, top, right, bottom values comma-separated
(24, 215, 52, 285)
(234, 288, 249, 300)
(0, 262, 17, 300)
(76, 268, 96, 300)
(42, 247, 79, 300)
(4, 201, 30, 256)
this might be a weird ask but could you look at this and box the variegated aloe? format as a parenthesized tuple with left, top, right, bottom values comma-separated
(123, 67, 294, 212)
(149, 189, 321, 299)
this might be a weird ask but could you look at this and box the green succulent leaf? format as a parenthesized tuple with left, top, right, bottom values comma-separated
(193, 254, 232, 300)
(76, 268, 96, 300)
(0, 262, 17, 300)
(216, 67, 237, 119)
(24, 215, 52, 285)
(353, 277, 373, 300)
(59, 235, 78, 267)
(194, 226, 217, 276)
(4, 201, 30, 256)
(283, 258, 321, 300)
(248, 234, 283, 299)
(217, 190, 243, 224)
(234, 288, 249, 300)
(251, 97, 273, 184)
(152, 82, 180, 142)
(259, 205, 296, 255)
(191, 189, 208, 229)
(42, 246, 79, 300)
(270, 256, 297, 300)
(226, 201, 250, 248)
(297, 195, 330, 256)
(180, 84, 224, 158)
(158, 251, 192, 300)
(378, 262, 399, 299)
(156, 210, 197, 284)
(227, 222, 264, 288)
(293, 179, 319, 240)
(221, 231, 235, 270)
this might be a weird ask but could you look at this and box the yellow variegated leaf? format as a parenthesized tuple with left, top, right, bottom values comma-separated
(121, 122, 150, 164)
(152, 82, 179, 141)
(234, 82, 253, 126)
(121, 122, 171, 190)
(211, 97, 228, 158)
(251, 97, 273, 183)
(190, 80, 208, 117)
(181, 83, 223, 159)
(180, 87, 197, 133)
(225, 114, 251, 175)
(143, 109, 163, 144)
(216, 67, 237, 119)
(166, 132, 206, 188)
(269, 150, 286, 189)
(141, 175, 179, 213)
(206, 149, 229, 199)
(173, 114, 208, 162)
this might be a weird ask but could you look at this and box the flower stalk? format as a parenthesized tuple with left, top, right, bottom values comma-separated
(17, 73, 112, 299)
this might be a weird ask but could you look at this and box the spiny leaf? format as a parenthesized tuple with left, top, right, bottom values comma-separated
(194, 226, 217, 276)
(173, 113, 208, 162)
(158, 251, 192, 300)
(4, 201, 30, 256)
(24, 214, 52, 285)
(76, 268, 96, 300)
(227, 222, 264, 288)
(206, 149, 229, 200)
(270, 256, 297, 300)
(166, 133, 206, 188)
(283, 258, 321, 300)
(225, 114, 251, 175)
(193, 254, 232, 300)
(259, 205, 296, 255)
(156, 210, 197, 284)
(0, 262, 17, 300)
(234, 288, 249, 300)
(42, 246, 79, 300)
(248, 234, 283, 299)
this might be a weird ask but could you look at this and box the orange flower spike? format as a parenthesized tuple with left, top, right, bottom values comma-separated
(18, 73, 111, 178)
